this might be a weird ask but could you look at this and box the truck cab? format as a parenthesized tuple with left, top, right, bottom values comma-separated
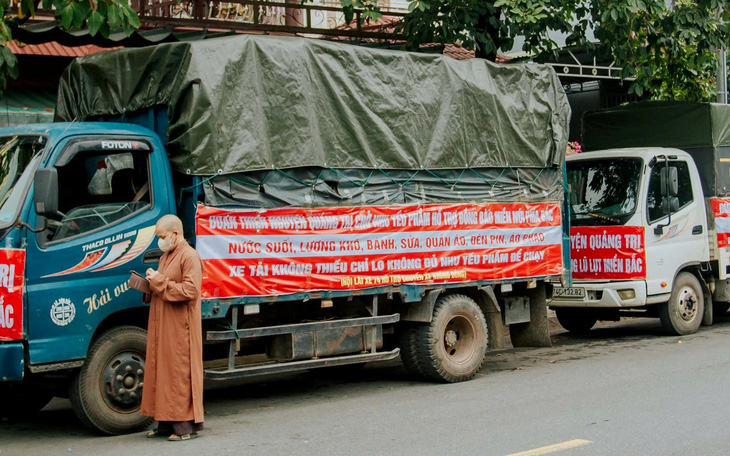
(0, 123, 174, 428)
(551, 148, 711, 335)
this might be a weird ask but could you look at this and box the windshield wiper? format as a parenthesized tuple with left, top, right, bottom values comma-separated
(571, 209, 619, 223)
(586, 212, 619, 223)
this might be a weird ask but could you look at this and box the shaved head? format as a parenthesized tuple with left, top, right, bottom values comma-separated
(156, 214, 184, 238)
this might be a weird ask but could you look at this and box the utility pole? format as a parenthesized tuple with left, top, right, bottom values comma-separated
(718, 50, 728, 104)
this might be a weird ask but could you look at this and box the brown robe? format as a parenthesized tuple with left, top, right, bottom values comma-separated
(140, 242, 205, 424)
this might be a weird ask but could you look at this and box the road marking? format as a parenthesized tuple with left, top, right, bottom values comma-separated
(506, 439, 593, 456)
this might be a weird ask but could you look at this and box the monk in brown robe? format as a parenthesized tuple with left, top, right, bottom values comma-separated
(141, 214, 205, 441)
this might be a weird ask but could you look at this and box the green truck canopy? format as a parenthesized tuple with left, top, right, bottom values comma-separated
(56, 35, 570, 175)
(582, 101, 730, 150)
(582, 101, 730, 197)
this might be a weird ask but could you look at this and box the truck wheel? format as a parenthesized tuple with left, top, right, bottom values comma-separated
(410, 294, 488, 383)
(69, 326, 152, 435)
(399, 323, 426, 379)
(555, 308, 598, 334)
(659, 272, 704, 336)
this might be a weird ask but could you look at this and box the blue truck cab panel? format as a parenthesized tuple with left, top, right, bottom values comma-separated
(0, 122, 175, 371)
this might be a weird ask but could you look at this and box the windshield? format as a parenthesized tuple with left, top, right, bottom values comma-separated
(567, 157, 643, 226)
(0, 135, 45, 228)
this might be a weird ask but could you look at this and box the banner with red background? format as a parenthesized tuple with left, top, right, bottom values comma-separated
(711, 198, 730, 248)
(570, 226, 645, 280)
(196, 203, 564, 298)
(0, 249, 25, 341)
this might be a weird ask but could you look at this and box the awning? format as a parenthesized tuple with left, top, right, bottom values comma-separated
(0, 89, 55, 126)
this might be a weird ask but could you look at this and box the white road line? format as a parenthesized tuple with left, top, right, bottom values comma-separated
(505, 439, 593, 456)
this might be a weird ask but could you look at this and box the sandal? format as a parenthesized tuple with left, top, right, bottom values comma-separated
(146, 429, 166, 438)
(168, 433, 199, 441)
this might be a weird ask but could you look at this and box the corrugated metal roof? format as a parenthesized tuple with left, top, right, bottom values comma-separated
(0, 88, 55, 127)
(13, 22, 234, 49)
(335, 15, 508, 61)
(7, 40, 114, 57)
(11, 19, 507, 61)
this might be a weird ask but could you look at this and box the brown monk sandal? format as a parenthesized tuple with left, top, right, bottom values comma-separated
(145, 429, 166, 438)
(168, 433, 199, 441)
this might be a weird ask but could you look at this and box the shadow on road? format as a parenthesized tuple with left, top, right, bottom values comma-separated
(5, 312, 730, 437)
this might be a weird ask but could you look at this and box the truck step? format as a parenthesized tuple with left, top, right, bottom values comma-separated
(204, 348, 401, 380)
(206, 314, 400, 340)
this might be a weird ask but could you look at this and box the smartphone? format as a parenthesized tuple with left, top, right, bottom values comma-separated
(130, 270, 146, 279)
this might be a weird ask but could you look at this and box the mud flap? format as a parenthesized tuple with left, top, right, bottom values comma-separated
(701, 276, 713, 326)
(509, 283, 552, 348)
(486, 309, 507, 350)
(702, 293, 713, 326)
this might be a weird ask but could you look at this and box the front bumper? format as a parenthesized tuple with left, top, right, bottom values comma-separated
(0, 342, 24, 381)
(550, 280, 648, 308)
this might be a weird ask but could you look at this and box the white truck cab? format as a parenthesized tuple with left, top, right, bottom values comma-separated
(551, 147, 722, 335)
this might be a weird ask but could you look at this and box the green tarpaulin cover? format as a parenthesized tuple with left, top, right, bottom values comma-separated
(582, 101, 730, 151)
(56, 35, 570, 175)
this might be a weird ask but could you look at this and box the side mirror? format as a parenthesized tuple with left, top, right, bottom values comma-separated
(661, 196, 680, 213)
(33, 168, 59, 217)
(660, 167, 679, 196)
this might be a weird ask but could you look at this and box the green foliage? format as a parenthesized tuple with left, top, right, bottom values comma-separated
(0, 0, 141, 90)
(340, 0, 382, 25)
(592, 0, 728, 101)
(333, 0, 730, 102)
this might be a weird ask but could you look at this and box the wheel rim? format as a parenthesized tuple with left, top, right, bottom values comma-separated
(100, 350, 145, 414)
(676, 286, 699, 322)
(442, 314, 478, 365)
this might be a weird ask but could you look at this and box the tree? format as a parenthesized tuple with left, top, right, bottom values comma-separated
(0, 0, 140, 89)
(343, 0, 730, 101)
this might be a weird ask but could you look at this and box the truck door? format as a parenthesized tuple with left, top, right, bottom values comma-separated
(644, 159, 708, 296)
(25, 138, 164, 365)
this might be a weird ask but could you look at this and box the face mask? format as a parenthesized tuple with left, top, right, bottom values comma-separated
(157, 233, 176, 252)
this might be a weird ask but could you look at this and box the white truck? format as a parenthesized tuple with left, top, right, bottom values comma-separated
(550, 101, 730, 335)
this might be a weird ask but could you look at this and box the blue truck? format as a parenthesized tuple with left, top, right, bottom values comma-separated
(0, 35, 571, 434)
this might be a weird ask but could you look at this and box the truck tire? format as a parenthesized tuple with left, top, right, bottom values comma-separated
(659, 272, 704, 336)
(409, 294, 488, 383)
(69, 326, 152, 435)
(399, 323, 426, 379)
(555, 308, 598, 334)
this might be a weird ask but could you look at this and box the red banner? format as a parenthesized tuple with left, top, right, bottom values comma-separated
(0, 249, 25, 341)
(570, 226, 645, 280)
(711, 198, 730, 248)
(196, 203, 564, 298)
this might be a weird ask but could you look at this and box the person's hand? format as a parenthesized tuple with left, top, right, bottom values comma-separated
(146, 268, 161, 281)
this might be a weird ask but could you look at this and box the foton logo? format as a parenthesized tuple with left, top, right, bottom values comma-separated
(101, 141, 134, 150)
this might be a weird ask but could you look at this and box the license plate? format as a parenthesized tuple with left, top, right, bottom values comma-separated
(553, 287, 586, 299)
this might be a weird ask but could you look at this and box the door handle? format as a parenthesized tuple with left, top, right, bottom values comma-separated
(142, 249, 163, 264)
(692, 225, 703, 235)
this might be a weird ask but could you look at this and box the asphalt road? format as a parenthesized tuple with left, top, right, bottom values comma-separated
(2, 315, 730, 456)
